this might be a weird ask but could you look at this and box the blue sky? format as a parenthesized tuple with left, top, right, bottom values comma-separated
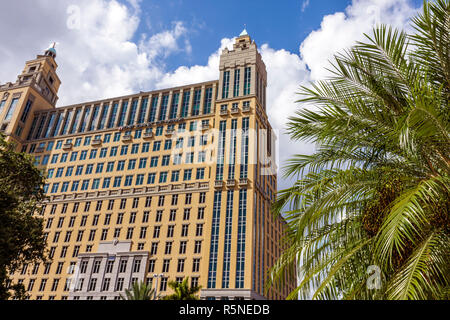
(132, 0, 422, 72)
(0, 0, 423, 190)
(135, 0, 353, 68)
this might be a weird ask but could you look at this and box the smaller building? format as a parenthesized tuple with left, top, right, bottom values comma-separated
(68, 241, 148, 300)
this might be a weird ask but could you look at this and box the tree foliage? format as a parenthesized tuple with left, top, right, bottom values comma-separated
(120, 281, 157, 300)
(269, 0, 449, 300)
(162, 277, 201, 300)
(0, 134, 47, 300)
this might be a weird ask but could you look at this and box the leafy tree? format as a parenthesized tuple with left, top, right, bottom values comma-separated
(162, 277, 201, 300)
(120, 281, 157, 300)
(269, 0, 449, 300)
(0, 134, 47, 300)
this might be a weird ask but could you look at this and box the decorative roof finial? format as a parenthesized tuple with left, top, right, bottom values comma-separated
(240, 24, 248, 37)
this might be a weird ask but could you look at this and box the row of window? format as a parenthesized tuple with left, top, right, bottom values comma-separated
(44, 168, 206, 193)
(42, 195, 204, 215)
(16, 272, 200, 294)
(42, 151, 208, 175)
(45, 207, 206, 231)
(44, 222, 206, 247)
(26, 85, 218, 140)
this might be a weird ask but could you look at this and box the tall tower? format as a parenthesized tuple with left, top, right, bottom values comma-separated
(217, 29, 267, 111)
(0, 44, 60, 150)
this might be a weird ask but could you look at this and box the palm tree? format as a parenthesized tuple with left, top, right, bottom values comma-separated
(120, 281, 157, 300)
(162, 277, 201, 300)
(269, 0, 449, 300)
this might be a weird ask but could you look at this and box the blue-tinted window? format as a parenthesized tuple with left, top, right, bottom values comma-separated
(102, 178, 111, 189)
(124, 175, 133, 187)
(117, 161, 125, 171)
(113, 177, 122, 188)
(142, 142, 150, 153)
(131, 144, 139, 154)
(20, 99, 32, 122)
(147, 173, 156, 184)
(110, 146, 118, 157)
(80, 150, 87, 160)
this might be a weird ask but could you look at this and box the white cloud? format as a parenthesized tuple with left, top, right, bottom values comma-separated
(0, 0, 191, 106)
(300, 0, 418, 81)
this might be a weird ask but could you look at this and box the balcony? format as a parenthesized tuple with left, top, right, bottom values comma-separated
(92, 138, 102, 146)
(165, 128, 175, 136)
(242, 105, 251, 113)
(239, 178, 249, 186)
(143, 131, 154, 139)
(231, 107, 239, 114)
(226, 179, 236, 187)
(214, 180, 224, 189)
(220, 108, 228, 116)
(122, 134, 132, 142)
(201, 123, 210, 131)
(62, 143, 73, 150)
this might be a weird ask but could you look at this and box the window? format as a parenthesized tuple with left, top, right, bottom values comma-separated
(185, 193, 192, 205)
(120, 145, 128, 156)
(167, 225, 175, 238)
(244, 67, 251, 95)
(171, 170, 180, 182)
(199, 192, 206, 204)
(194, 240, 202, 254)
(106, 161, 114, 172)
(132, 259, 141, 273)
(165, 242, 172, 255)
(179, 241, 187, 254)
(164, 140, 172, 150)
(183, 208, 191, 220)
(145, 196, 152, 207)
(102, 278, 111, 292)
(158, 196, 165, 206)
(171, 194, 178, 206)
(222, 71, 230, 99)
(155, 210, 163, 223)
(177, 259, 185, 273)
(124, 175, 133, 186)
(169, 209, 177, 221)
(126, 227, 134, 239)
(150, 243, 158, 256)
(162, 155, 170, 166)
(107, 200, 115, 211)
(153, 226, 160, 238)
(162, 260, 170, 273)
(119, 260, 128, 273)
(150, 157, 159, 167)
(115, 278, 124, 291)
(181, 224, 189, 237)
(147, 173, 156, 184)
(192, 258, 200, 272)
(142, 142, 150, 153)
(153, 141, 161, 151)
(196, 224, 203, 237)
(113, 177, 122, 188)
(183, 169, 192, 181)
(139, 227, 147, 239)
(139, 158, 147, 169)
(117, 212, 124, 224)
(110, 146, 118, 157)
(159, 172, 168, 183)
(197, 168, 205, 180)
(142, 211, 150, 223)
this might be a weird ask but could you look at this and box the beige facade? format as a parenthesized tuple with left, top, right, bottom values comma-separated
(3, 33, 296, 300)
